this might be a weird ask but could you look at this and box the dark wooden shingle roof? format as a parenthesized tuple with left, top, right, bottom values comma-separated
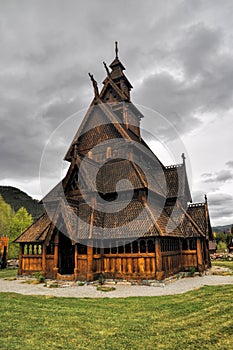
(14, 213, 51, 243)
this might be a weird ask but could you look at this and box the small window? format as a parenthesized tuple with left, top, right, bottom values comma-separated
(46, 243, 54, 255)
(190, 239, 197, 250)
(78, 244, 87, 254)
(104, 247, 110, 254)
(111, 246, 117, 254)
(106, 146, 112, 159)
(133, 240, 138, 253)
(182, 239, 188, 250)
(125, 243, 131, 253)
(140, 240, 146, 253)
(118, 243, 124, 254)
(148, 240, 155, 253)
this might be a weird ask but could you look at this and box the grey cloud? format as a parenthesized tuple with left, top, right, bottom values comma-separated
(207, 193, 233, 221)
(201, 173, 212, 178)
(211, 207, 233, 219)
(205, 193, 233, 222)
(174, 23, 223, 77)
(134, 17, 233, 139)
(226, 161, 233, 168)
(134, 71, 202, 139)
(192, 191, 233, 222)
(208, 193, 233, 206)
(203, 170, 233, 183)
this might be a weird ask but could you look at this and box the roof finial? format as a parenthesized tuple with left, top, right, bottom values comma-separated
(88, 73, 99, 98)
(181, 153, 186, 164)
(204, 194, 207, 204)
(115, 41, 118, 59)
(73, 144, 78, 158)
(103, 61, 110, 77)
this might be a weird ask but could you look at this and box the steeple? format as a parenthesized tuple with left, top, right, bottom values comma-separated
(109, 41, 126, 73)
(115, 41, 118, 59)
(102, 42, 133, 101)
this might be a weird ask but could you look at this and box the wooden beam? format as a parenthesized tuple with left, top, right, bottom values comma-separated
(42, 244, 46, 276)
(18, 244, 23, 275)
(87, 244, 93, 281)
(74, 244, 78, 280)
(155, 237, 164, 280)
(196, 238, 204, 272)
(53, 234, 59, 279)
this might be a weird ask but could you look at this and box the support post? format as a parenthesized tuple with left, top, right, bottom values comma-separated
(18, 244, 23, 275)
(42, 244, 46, 276)
(179, 239, 183, 269)
(196, 238, 204, 272)
(204, 239, 211, 268)
(155, 237, 164, 280)
(100, 244, 104, 277)
(74, 244, 79, 280)
(53, 234, 59, 279)
(87, 243, 93, 281)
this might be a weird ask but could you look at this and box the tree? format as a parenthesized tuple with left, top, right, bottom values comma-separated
(216, 241, 227, 252)
(9, 207, 33, 259)
(0, 195, 14, 235)
(215, 231, 230, 244)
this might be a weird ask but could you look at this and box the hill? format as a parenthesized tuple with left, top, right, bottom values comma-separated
(212, 224, 232, 233)
(0, 186, 44, 221)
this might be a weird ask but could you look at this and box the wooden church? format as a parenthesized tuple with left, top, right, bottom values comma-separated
(15, 43, 212, 281)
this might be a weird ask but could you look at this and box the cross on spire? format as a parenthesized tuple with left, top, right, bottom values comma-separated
(115, 41, 118, 58)
(204, 194, 207, 203)
(181, 153, 186, 163)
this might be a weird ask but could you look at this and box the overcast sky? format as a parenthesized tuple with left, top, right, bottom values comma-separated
(1, 0, 233, 226)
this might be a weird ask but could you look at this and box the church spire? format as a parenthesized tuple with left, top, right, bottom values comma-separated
(115, 41, 119, 59)
(101, 41, 133, 100)
(109, 41, 126, 71)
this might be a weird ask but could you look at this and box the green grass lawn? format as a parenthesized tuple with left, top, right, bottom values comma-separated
(0, 268, 17, 279)
(0, 285, 232, 350)
(211, 260, 233, 271)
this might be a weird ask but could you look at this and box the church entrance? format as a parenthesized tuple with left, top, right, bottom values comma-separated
(58, 233, 75, 275)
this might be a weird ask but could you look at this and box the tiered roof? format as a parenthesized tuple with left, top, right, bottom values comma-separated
(15, 43, 211, 244)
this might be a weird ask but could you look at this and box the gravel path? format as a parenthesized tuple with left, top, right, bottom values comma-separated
(0, 275, 233, 298)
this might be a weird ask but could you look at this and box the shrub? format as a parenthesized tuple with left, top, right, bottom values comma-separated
(96, 286, 116, 292)
(98, 274, 104, 285)
(217, 241, 227, 252)
(77, 282, 85, 286)
(33, 271, 45, 283)
(188, 267, 196, 276)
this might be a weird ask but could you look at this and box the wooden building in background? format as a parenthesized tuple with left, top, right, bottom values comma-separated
(15, 44, 212, 281)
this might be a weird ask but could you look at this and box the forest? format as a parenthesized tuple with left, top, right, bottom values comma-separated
(0, 195, 33, 260)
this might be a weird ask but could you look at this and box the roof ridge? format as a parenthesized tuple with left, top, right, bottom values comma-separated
(165, 163, 183, 169)
(188, 202, 205, 208)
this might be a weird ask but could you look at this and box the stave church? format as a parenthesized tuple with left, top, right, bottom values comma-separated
(15, 43, 212, 281)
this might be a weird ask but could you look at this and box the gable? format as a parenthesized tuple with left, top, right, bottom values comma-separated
(65, 104, 124, 160)
(101, 82, 124, 103)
